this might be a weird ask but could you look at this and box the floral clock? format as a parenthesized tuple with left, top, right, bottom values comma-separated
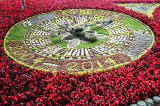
(4, 9, 154, 74)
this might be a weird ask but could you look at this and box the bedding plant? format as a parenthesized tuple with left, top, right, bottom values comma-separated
(0, 0, 160, 105)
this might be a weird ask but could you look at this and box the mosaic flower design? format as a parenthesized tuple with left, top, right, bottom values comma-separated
(4, 9, 154, 73)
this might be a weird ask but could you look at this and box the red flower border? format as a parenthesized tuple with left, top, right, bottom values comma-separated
(112, 0, 160, 3)
(0, 0, 160, 105)
(153, 6, 160, 25)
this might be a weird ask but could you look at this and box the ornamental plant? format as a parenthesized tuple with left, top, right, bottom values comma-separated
(0, 0, 160, 105)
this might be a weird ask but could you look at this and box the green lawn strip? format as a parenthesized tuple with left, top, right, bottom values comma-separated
(75, 38, 107, 48)
(90, 25, 109, 37)
(50, 36, 68, 47)
(6, 24, 32, 41)
(120, 16, 151, 34)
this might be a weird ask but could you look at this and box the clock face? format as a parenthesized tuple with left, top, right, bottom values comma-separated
(4, 9, 154, 74)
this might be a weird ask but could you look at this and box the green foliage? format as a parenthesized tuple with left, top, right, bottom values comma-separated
(75, 28, 83, 32)
(88, 35, 97, 42)
(120, 46, 125, 49)
(90, 25, 109, 37)
(95, 54, 101, 58)
(50, 36, 68, 47)
(70, 28, 85, 38)
(6, 24, 31, 41)
(70, 28, 98, 42)
(31, 48, 37, 51)
(75, 38, 107, 48)
(55, 54, 61, 59)
(121, 16, 149, 31)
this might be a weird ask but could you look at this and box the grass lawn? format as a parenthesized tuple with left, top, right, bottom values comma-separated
(50, 36, 68, 47)
(75, 38, 107, 48)
(90, 25, 109, 36)
(6, 24, 32, 41)
(50, 35, 108, 49)
(120, 16, 151, 33)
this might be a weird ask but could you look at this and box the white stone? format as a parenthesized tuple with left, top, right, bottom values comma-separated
(116, 28, 121, 33)
(76, 49, 80, 57)
(67, 38, 80, 48)
(43, 54, 47, 56)
(68, 49, 74, 56)
(84, 48, 90, 56)
(137, 101, 147, 106)
(145, 98, 154, 105)
(72, 49, 77, 57)
(153, 96, 160, 103)
(43, 63, 58, 67)
(111, 48, 115, 51)
(27, 21, 32, 26)
(95, 34, 106, 39)
(83, 27, 90, 31)
(81, 48, 85, 56)
(61, 57, 65, 59)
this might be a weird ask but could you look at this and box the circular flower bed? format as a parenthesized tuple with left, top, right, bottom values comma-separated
(0, 0, 160, 105)
(4, 9, 155, 74)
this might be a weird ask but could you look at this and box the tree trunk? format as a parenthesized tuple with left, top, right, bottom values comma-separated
(21, 0, 26, 9)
